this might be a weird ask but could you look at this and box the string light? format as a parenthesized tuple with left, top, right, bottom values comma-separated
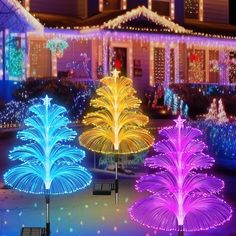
(217, 99, 229, 124)
(205, 98, 218, 121)
(164, 43, 171, 87)
(32, 29, 236, 51)
(0, 101, 27, 128)
(0, 79, 95, 128)
(164, 88, 188, 117)
(192, 120, 236, 167)
(6, 35, 24, 78)
(174, 45, 180, 83)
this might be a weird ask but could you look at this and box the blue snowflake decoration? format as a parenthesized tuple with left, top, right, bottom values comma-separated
(4, 95, 92, 195)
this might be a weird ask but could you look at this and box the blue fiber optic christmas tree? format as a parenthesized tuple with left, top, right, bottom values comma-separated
(4, 95, 92, 236)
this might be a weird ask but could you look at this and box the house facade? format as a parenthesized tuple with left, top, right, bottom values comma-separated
(25, 0, 234, 25)
(1, 0, 236, 91)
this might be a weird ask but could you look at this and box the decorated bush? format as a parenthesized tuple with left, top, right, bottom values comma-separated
(192, 120, 236, 170)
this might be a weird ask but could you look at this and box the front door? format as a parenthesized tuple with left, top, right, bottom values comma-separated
(111, 47, 127, 76)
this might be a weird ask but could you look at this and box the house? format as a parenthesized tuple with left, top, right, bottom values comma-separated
(1, 0, 236, 91)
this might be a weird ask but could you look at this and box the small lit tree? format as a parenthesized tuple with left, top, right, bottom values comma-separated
(4, 95, 92, 236)
(217, 99, 229, 124)
(129, 116, 232, 236)
(205, 98, 218, 121)
(79, 69, 154, 203)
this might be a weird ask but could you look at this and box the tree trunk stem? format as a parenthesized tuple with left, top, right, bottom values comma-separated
(115, 155, 119, 204)
(45, 190, 50, 236)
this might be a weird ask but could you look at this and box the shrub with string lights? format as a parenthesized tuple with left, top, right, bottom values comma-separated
(192, 120, 236, 169)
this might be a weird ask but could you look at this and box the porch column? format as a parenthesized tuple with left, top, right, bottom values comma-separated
(219, 49, 229, 85)
(164, 43, 171, 87)
(102, 37, 109, 76)
(128, 39, 133, 78)
(2, 29, 10, 81)
(26, 32, 30, 79)
(174, 44, 180, 83)
(149, 41, 154, 86)
(0, 31, 3, 80)
(91, 39, 98, 80)
(21, 33, 27, 80)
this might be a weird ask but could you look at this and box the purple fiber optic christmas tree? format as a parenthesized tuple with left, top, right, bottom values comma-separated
(129, 116, 232, 236)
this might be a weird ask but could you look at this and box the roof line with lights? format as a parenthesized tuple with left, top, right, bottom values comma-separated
(30, 6, 236, 42)
(101, 6, 191, 34)
(2, 0, 43, 32)
(31, 29, 236, 49)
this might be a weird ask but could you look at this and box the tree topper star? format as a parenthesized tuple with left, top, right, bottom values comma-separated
(111, 69, 120, 79)
(174, 115, 186, 129)
(42, 95, 52, 108)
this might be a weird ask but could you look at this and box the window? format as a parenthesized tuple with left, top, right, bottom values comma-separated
(209, 50, 219, 83)
(30, 40, 52, 78)
(152, 0, 170, 16)
(185, 0, 199, 19)
(154, 47, 165, 84)
(229, 51, 236, 83)
(229, 0, 236, 25)
(187, 49, 205, 83)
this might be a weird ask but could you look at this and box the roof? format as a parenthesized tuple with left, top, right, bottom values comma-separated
(0, 0, 43, 32)
(33, 10, 126, 28)
(101, 6, 191, 34)
(33, 5, 236, 38)
(184, 19, 236, 37)
(34, 6, 191, 34)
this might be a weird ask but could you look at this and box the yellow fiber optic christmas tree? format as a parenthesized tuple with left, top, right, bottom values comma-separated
(79, 69, 154, 203)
